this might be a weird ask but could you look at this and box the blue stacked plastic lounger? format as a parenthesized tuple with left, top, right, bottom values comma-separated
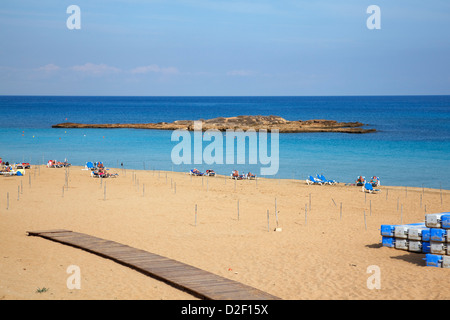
(424, 254, 450, 268)
(380, 222, 430, 254)
(425, 213, 450, 267)
(381, 212, 450, 268)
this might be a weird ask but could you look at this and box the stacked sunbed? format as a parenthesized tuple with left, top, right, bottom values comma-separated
(380, 212, 450, 268)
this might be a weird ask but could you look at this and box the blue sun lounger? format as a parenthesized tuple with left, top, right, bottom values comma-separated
(363, 182, 380, 193)
(316, 174, 337, 185)
(306, 175, 322, 185)
(86, 162, 95, 170)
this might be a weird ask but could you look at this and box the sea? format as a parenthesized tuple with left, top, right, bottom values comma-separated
(0, 95, 449, 189)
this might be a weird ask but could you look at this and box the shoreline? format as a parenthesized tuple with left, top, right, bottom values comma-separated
(4, 163, 449, 191)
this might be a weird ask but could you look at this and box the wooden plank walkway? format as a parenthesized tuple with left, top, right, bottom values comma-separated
(27, 229, 281, 300)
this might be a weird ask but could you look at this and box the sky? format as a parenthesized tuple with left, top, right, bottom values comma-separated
(0, 0, 449, 96)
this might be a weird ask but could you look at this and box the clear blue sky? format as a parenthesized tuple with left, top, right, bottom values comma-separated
(1, 0, 449, 96)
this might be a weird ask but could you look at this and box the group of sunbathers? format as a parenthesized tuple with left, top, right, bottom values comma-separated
(47, 160, 71, 168)
(190, 168, 216, 176)
(231, 170, 256, 180)
(190, 168, 256, 179)
(356, 176, 380, 187)
(0, 160, 30, 176)
(88, 161, 118, 178)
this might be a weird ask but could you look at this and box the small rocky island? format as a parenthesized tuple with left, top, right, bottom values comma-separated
(52, 115, 376, 134)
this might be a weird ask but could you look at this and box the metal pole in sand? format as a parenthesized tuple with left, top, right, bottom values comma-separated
(332, 198, 337, 207)
(62, 186, 64, 198)
(237, 200, 240, 221)
(305, 204, 307, 225)
(174, 182, 176, 194)
(267, 209, 270, 232)
(275, 198, 279, 228)
(364, 210, 367, 230)
(275, 198, 277, 218)
(386, 188, 388, 200)
(400, 204, 403, 224)
(17, 186, 20, 201)
(20, 181, 23, 194)
(195, 204, 197, 226)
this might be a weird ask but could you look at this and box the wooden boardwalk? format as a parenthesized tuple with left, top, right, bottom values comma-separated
(27, 230, 281, 300)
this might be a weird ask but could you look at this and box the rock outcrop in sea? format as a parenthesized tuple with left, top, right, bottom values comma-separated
(52, 115, 376, 134)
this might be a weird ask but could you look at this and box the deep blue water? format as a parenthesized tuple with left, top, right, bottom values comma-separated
(0, 96, 449, 188)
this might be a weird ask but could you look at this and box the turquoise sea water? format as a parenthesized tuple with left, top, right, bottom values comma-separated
(0, 96, 449, 189)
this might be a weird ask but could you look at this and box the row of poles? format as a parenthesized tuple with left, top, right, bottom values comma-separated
(3, 165, 446, 234)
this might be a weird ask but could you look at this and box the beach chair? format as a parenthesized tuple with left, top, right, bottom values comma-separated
(22, 163, 31, 169)
(247, 172, 256, 180)
(91, 171, 100, 178)
(190, 169, 203, 176)
(231, 170, 243, 180)
(363, 182, 380, 193)
(356, 176, 365, 186)
(370, 176, 380, 187)
(0, 170, 16, 176)
(306, 175, 322, 185)
(86, 162, 95, 170)
(317, 174, 337, 185)
(205, 169, 216, 177)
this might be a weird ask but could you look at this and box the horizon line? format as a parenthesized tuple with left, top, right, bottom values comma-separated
(1, 94, 450, 98)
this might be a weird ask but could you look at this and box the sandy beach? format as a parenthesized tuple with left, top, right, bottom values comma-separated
(1, 165, 449, 300)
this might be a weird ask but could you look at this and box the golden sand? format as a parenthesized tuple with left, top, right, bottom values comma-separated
(0, 165, 449, 300)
